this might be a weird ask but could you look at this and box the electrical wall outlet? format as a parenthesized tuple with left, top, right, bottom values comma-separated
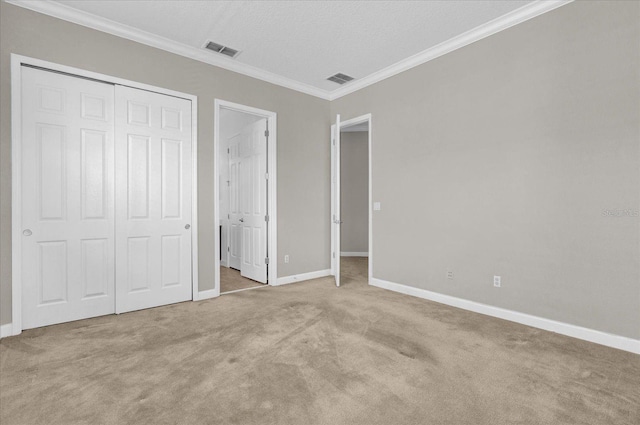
(493, 275, 501, 287)
(284, 255, 290, 263)
(447, 271, 454, 280)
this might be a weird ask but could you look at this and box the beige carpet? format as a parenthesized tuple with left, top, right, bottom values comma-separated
(1, 258, 638, 425)
(220, 266, 264, 293)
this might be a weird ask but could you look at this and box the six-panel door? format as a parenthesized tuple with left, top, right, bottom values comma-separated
(114, 86, 193, 313)
(21, 67, 117, 329)
(239, 119, 268, 283)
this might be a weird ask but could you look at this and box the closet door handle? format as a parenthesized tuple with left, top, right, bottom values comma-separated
(185, 224, 191, 229)
(239, 218, 244, 223)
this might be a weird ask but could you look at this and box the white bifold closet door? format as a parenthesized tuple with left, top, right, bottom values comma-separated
(21, 67, 116, 329)
(20, 67, 193, 329)
(114, 86, 193, 313)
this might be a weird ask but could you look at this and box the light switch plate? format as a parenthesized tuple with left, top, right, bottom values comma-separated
(373, 202, 381, 211)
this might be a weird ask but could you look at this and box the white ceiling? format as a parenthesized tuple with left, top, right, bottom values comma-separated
(10, 0, 571, 99)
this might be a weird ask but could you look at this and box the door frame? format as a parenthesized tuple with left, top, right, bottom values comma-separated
(213, 99, 278, 296)
(10, 54, 200, 336)
(331, 113, 373, 284)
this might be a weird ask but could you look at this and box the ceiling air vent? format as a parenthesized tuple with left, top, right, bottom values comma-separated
(205, 41, 240, 58)
(327, 73, 355, 85)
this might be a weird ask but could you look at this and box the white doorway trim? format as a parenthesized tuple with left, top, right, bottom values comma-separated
(332, 113, 373, 284)
(213, 99, 278, 296)
(10, 54, 200, 337)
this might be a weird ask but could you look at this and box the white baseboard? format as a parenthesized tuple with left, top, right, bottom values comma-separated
(195, 289, 217, 301)
(341, 252, 369, 257)
(0, 323, 15, 338)
(370, 278, 640, 355)
(275, 269, 332, 286)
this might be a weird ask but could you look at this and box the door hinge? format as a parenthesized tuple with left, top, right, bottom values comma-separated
(333, 252, 335, 258)
(265, 215, 269, 222)
(227, 148, 230, 154)
(265, 130, 269, 137)
(332, 138, 335, 146)
(227, 246, 230, 252)
(265, 257, 269, 265)
(265, 172, 269, 180)
(227, 214, 230, 219)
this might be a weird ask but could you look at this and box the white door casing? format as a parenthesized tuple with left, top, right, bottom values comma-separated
(20, 67, 116, 329)
(240, 118, 268, 283)
(331, 115, 341, 287)
(228, 133, 242, 270)
(114, 85, 193, 313)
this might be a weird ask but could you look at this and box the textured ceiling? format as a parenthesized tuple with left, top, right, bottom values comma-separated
(52, 0, 532, 92)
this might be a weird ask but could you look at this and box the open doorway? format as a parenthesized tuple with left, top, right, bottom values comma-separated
(331, 114, 372, 288)
(340, 121, 370, 286)
(214, 100, 277, 295)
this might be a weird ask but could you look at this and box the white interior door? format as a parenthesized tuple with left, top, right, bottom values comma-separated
(21, 67, 116, 329)
(239, 119, 268, 283)
(331, 115, 341, 287)
(228, 133, 242, 270)
(114, 86, 193, 313)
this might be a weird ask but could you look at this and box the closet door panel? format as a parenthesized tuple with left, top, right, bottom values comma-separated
(21, 67, 116, 329)
(115, 86, 192, 313)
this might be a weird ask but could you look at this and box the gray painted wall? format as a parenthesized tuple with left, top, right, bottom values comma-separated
(331, 1, 640, 339)
(340, 131, 369, 254)
(0, 2, 331, 326)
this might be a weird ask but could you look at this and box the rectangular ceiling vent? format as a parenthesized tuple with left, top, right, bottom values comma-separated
(205, 41, 240, 58)
(327, 73, 355, 85)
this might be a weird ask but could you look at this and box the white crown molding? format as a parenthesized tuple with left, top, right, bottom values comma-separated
(371, 278, 640, 355)
(4, 0, 332, 100)
(328, 0, 574, 100)
(5, 0, 573, 101)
